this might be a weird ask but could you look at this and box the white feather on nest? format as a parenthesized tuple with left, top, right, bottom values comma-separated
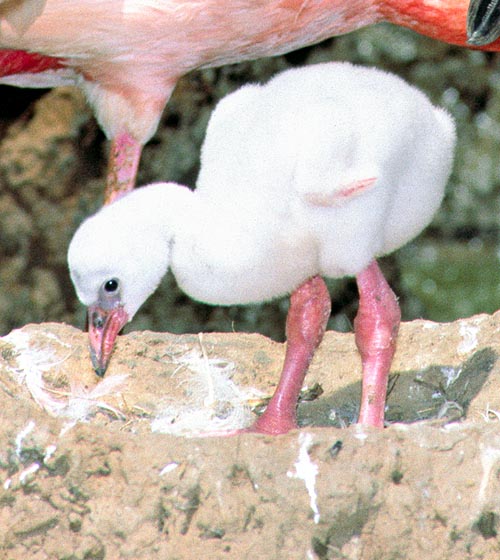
(2, 328, 128, 423)
(151, 335, 264, 436)
(2, 328, 263, 436)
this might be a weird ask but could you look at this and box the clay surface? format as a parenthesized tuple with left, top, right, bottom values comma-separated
(2, 314, 500, 559)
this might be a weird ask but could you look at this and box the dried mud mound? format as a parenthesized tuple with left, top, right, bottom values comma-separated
(2, 313, 500, 559)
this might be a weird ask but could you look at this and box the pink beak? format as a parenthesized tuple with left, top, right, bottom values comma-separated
(88, 304, 129, 376)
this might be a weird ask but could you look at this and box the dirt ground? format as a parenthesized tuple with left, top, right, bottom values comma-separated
(2, 313, 500, 559)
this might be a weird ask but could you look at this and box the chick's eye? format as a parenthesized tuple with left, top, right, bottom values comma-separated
(104, 278, 119, 293)
(98, 278, 122, 311)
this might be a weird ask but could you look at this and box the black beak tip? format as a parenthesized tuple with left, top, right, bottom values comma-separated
(94, 367, 106, 378)
(90, 347, 107, 377)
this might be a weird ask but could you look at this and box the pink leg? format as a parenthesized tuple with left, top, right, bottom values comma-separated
(104, 132, 142, 204)
(252, 276, 331, 435)
(355, 260, 401, 428)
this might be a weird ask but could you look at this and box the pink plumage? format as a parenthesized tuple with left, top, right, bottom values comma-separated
(0, 0, 492, 202)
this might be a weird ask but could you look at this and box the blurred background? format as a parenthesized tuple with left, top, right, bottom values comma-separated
(1, 22, 499, 342)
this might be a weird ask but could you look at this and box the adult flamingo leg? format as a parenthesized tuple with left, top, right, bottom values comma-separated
(104, 132, 143, 204)
(355, 260, 401, 428)
(252, 276, 331, 435)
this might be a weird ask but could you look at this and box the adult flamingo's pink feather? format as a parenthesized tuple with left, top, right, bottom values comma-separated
(0, 1, 493, 201)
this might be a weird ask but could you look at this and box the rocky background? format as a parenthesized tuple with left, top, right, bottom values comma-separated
(1, 23, 500, 340)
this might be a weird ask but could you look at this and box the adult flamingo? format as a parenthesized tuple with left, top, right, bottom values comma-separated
(0, 1, 493, 203)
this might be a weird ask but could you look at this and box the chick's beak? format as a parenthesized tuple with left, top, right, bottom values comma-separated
(88, 304, 129, 377)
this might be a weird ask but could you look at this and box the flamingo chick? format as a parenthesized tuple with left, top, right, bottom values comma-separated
(68, 62, 456, 432)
